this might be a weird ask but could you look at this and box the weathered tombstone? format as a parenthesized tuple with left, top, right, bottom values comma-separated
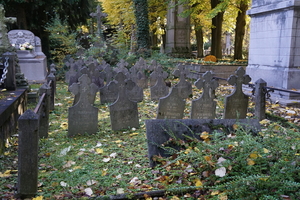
(150, 66, 169, 100)
(146, 119, 261, 167)
(16, 110, 39, 198)
(254, 78, 267, 121)
(99, 65, 118, 104)
(68, 74, 98, 137)
(133, 57, 148, 89)
(126, 80, 144, 102)
(109, 72, 139, 131)
(165, 1, 191, 57)
(223, 67, 251, 119)
(149, 62, 167, 87)
(8, 30, 47, 82)
(65, 57, 77, 83)
(191, 71, 219, 119)
(157, 87, 185, 119)
(114, 59, 129, 74)
(173, 63, 192, 99)
(246, 0, 300, 102)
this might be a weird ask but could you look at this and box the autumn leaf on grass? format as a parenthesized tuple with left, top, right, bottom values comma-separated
(60, 122, 68, 130)
(129, 132, 139, 136)
(63, 161, 75, 168)
(95, 148, 104, 154)
(32, 196, 43, 200)
(59, 146, 72, 156)
(103, 157, 110, 162)
(215, 167, 226, 177)
(60, 181, 68, 187)
(117, 188, 125, 194)
(247, 158, 255, 166)
(85, 188, 93, 196)
(194, 177, 203, 187)
(87, 180, 98, 186)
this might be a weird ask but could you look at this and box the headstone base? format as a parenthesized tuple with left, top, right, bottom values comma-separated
(19, 57, 47, 83)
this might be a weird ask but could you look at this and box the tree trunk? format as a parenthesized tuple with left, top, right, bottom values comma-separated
(211, 0, 224, 59)
(195, 27, 204, 58)
(234, 1, 248, 60)
(133, 0, 151, 57)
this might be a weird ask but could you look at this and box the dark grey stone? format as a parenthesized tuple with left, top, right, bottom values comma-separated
(150, 66, 169, 100)
(157, 87, 185, 119)
(191, 71, 219, 119)
(173, 63, 192, 99)
(68, 74, 98, 137)
(146, 118, 261, 167)
(109, 72, 139, 131)
(223, 67, 251, 119)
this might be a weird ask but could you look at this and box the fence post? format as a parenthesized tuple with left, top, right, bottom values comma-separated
(255, 78, 266, 120)
(47, 72, 56, 110)
(16, 110, 39, 199)
(38, 83, 51, 138)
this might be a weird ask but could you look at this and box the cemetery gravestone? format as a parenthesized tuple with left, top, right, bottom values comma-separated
(99, 65, 118, 104)
(191, 71, 219, 119)
(150, 66, 169, 100)
(68, 74, 98, 137)
(109, 72, 139, 131)
(65, 58, 77, 83)
(173, 64, 192, 99)
(146, 119, 261, 167)
(223, 67, 251, 119)
(8, 30, 47, 82)
(157, 87, 185, 119)
(133, 57, 148, 89)
(90, 5, 107, 41)
(115, 59, 129, 74)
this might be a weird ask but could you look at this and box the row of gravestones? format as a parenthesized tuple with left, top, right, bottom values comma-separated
(65, 57, 253, 137)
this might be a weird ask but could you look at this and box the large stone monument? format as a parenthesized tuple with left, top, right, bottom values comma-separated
(246, 0, 300, 101)
(165, 1, 192, 57)
(8, 30, 47, 82)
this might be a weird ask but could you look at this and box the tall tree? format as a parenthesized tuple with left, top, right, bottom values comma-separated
(210, 0, 224, 59)
(234, 0, 249, 60)
(133, 0, 150, 57)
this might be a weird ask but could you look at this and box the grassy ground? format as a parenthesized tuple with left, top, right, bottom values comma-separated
(1, 80, 300, 199)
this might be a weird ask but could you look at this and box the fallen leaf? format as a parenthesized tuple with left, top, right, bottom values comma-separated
(87, 180, 98, 186)
(117, 188, 125, 194)
(60, 181, 68, 187)
(129, 132, 139, 136)
(215, 167, 226, 177)
(95, 148, 104, 154)
(110, 152, 117, 158)
(85, 188, 93, 196)
(103, 158, 110, 162)
(200, 131, 209, 140)
(32, 196, 43, 200)
(247, 158, 255, 166)
(60, 122, 68, 130)
(63, 161, 75, 168)
(194, 178, 203, 187)
(60, 146, 72, 156)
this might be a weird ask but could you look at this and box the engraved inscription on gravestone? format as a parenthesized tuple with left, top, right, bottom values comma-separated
(191, 71, 219, 119)
(157, 87, 185, 119)
(68, 74, 98, 137)
(223, 67, 251, 119)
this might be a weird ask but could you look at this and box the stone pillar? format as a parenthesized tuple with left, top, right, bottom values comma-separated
(246, 0, 300, 100)
(165, 1, 191, 57)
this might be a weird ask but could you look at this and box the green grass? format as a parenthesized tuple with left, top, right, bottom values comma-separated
(1, 80, 300, 199)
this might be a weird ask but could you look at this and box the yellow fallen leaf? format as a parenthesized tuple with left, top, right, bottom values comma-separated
(232, 124, 239, 130)
(114, 140, 122, 143)
(259, 119, 270, 125)
(129, 132, 139, 136)
(95, 148, 103, 154)
(102, 168, 108, 176)
(247, 158, 255, 166)
(249, 152, 259, 159)
(32, 196, 43, 200)
(4, 152, 10, 156)
(211, 190, 219, 195)
(60, 122, 68, 130)
(73, 166, 82, 170)
(263, 148, 270, 153)
(200, 131, 209, 140)
(170, 196, 180, 200)
(194, 178, 203, 187)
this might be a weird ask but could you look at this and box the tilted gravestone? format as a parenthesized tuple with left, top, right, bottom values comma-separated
(150, 66, 169, 101)
(173, 63, 192, 99)
(223, 67, 251, 119)
(157, 87, 185, 119)
(109, 72, 139, 131)
(68, 74, 98, 137)
(146, 119, 261, 167)
(191, 71, 219, 119)
(99, 65, 118, 104)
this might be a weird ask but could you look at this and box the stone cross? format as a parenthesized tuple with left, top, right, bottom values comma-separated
(150, 66, 169, 100)
(68, 74, 99, 137)
(108, 72, 139, 131)
(191, 71, 219, 119)
(0, 4, 16, 53)
(173, 63, 192, 99)
(223, 67, 251, 119)
(115, 59, 129, 74)
(90, 5, 107, 40)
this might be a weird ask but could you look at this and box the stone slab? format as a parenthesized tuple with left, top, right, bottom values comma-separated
(146, 119, 261, 167)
